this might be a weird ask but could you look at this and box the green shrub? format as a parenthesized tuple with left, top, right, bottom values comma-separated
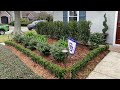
(13, 34, 25, 43)
(37, 42, 51, 56)
(50, 39, 68, 62)
(57, 38, 68, 48)
(69, 45, 109, 78)
(25, 31, 37, 38)
(78, 21, 92, 45)
(34, 35, 47, 43)
(89, 32, 104, 45)
(36, 21, 92, 44)
(20, 18, 31, 26)
(5, 41, 66, 79)
(9, 18, 31, 26)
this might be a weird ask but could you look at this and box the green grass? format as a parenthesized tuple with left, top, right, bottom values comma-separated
(0, 45, 43, 79)
(0, 35, 11, 43)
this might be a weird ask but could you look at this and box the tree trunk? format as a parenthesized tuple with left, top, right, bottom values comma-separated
(14, 11, 22, 35)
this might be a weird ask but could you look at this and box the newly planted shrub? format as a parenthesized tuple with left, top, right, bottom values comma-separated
(37, 42, 51, 56)
(13, 34, 25, 43)
(89, 32, 104, 45)
(50, 39, 68, 62)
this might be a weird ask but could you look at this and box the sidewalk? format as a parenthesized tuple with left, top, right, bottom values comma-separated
(87, 50, 120, 79)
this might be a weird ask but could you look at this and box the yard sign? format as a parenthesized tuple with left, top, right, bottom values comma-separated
(68, 38, 77, 54)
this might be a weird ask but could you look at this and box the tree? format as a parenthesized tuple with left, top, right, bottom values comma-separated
(14, 11, 22, 35)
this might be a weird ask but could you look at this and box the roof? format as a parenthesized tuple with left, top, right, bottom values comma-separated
(22, 11, 39, 18)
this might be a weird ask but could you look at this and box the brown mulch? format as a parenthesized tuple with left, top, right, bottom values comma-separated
(33, 38, 90, 68)
(5, 45, 57, 79)
(76, 50, 110, 79)
(5, 38, 110, 79)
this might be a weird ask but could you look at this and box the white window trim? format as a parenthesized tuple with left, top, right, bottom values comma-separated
(67, 11, 79, 22)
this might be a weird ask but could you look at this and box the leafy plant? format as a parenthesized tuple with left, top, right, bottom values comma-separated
(37, 42, 51, 56)
(36, 21, 92, 43)
(50, 39, 68, 62)
(89, 32, 104, 45)
(13, 34, 25, 43)
(34, 35, 47, 43)
(9, 18, 31, 26)
(78, 20, 92, 45)
(57, 38, 68, 48)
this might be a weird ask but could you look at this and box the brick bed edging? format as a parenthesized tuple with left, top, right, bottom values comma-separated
(5, 41, 109, 79)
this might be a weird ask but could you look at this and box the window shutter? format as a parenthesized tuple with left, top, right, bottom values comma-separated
(63, 11, 68, 22)
(79, 11, 86, 21)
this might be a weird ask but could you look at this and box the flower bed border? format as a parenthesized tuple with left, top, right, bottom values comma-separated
(5, 41, 109, 79)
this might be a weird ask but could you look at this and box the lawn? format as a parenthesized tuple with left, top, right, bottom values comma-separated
(0, 44, 42, 79)
(0, 35, 11, 43)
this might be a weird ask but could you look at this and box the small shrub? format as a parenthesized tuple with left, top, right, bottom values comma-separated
(50, 39, 68, 62)
(25, 31, 37, 38)
(20, 18, 31, 26)
(34, 35, 47, 43)
(89, 32, 104, 45)
(9, 18, 31, 26)
(37, 42, 51, 56)
(13, 34, 24, 43)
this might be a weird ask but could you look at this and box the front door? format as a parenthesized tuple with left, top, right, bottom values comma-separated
(116, 11, 120, 44)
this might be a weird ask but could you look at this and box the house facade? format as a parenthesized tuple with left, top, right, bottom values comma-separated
(0, 11, 14, 24)
(53, 11, 120, 45)
(21, 11, 40, 21)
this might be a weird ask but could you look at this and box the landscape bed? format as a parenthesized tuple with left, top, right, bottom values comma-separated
(4, 20, 110, 79)
(5, 39, 109, 79)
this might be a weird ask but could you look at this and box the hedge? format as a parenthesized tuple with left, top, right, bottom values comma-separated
(68, 45, 109, 78)
(36, 21, 91, 45)
(5, 41, 109, 79)
(5, 41, 66, 79)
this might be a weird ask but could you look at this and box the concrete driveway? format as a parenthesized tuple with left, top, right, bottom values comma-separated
(5, 26, 29, 34)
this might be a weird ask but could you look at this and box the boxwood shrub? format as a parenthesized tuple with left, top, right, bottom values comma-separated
(69, 45, 109, 78)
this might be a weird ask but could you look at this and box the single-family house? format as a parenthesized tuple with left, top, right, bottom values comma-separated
(21, 11, 39, 21)
(53, 11, 120, 45)
(0, 11, 14, 24)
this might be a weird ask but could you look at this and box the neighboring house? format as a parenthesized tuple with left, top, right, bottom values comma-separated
(21, 11, 39, 21)
(53, 11, 120, 45)
(0, 11, 14, 24)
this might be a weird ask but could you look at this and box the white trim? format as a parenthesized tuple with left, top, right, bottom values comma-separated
(4, 11, 11, 17)
(67, 11, 79, 22)
(113, 11, 118, 45)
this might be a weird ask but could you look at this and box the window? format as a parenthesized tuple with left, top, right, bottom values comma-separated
(68, 11, 79, 22)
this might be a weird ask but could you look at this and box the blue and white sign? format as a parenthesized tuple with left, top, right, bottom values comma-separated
(68, 38, 77, 54)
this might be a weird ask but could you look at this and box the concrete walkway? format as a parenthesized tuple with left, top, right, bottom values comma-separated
(87, 51, 120, 79)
